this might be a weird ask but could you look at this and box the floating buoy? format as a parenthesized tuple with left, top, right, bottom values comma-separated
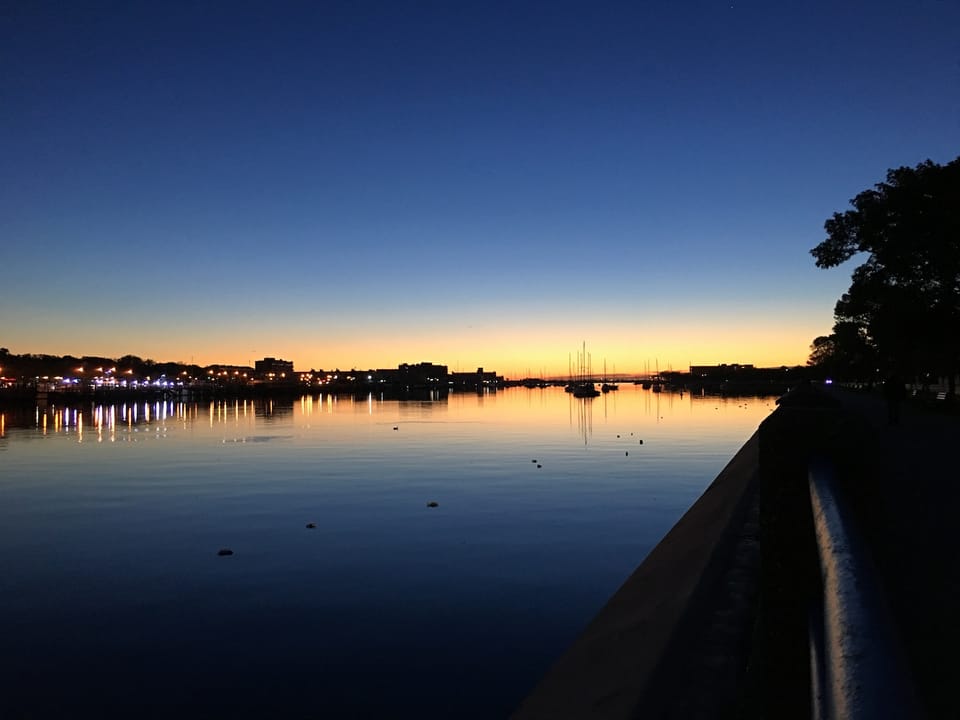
(531, 459, 537, 463)
(393, 426, 399, 430)
(306, 522, 317, 529)
(625, 451, 629, 456)
(616, 434, 620, 438)
(426, 501, 439, 508)
(537, 464, 542, 469)
(639, 439, 644, 445)
(217, 548, 234, 556)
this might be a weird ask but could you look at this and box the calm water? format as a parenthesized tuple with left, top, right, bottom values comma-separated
(0, 386, 775, 718)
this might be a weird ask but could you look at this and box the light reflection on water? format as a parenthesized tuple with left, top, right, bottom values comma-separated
(0, 387, 776, 718)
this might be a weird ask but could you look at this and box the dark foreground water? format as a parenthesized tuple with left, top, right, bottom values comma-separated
(0, 387, 775, 718)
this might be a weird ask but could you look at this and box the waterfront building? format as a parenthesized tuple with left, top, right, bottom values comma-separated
(689, 363, 756, 379)
(449, 367, 502, 389)
(254, 357, 295, 381)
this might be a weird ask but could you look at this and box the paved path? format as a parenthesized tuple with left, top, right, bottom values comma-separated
(831, 389, 958, 719)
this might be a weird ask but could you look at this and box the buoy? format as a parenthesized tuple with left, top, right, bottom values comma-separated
(393, 426, 398, 430)
(531, 459, 537, 463)
(306, 522, 317, 529)
(427, 501, 439, 508)
(217, 548, 234, 556)
(625, 451, 629, 456)
(639, 439, 644, 445)
(537, 464, 542, 468)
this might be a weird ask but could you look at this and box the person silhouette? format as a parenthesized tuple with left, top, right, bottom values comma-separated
(883, 372, 906, 425)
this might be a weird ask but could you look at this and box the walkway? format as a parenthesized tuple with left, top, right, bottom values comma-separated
(831, 389, 958, 719)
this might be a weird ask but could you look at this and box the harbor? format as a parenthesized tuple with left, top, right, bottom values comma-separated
(0, 384, 774, 718)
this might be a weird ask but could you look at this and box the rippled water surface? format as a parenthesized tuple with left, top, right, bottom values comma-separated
(0, 387, 775, 718)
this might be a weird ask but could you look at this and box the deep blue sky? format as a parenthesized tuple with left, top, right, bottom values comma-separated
(2, 1, 958, 374)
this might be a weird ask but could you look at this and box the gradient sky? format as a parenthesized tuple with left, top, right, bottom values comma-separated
(2, 1, 958, 377)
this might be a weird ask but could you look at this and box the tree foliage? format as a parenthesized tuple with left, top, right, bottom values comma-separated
(807, 322, 877, 381)
(810, 157, 960, 389)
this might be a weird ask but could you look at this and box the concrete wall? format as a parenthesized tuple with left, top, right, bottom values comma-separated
(512, 432, 760, 719)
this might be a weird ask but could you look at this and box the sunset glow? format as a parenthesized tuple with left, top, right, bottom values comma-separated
(1, 3, 955, 377)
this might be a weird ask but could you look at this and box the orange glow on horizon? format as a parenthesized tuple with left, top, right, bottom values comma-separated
(6, 315, 823, 378)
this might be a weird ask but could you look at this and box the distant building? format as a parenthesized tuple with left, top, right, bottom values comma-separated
(374, 362, 448, 388)
(687, 363, 804, 394)
(689, 363, 755, 378)
(449, 367, 502, 389)
(255, 357, 294, 380)
(285, 361, 502, 393)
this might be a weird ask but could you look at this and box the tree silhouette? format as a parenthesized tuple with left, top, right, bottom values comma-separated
(810, 157, 960, 394)
(807, 321, 878, 381)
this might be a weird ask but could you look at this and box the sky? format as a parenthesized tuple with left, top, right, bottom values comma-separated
(2, 1, 958, 377)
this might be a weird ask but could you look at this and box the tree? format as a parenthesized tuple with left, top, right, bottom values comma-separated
(810, 157, 960, 393)
(808, 335, 835, 368)
(807, 321, 878, 382)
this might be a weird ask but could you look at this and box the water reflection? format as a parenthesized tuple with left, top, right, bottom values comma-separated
(0, 387, 780, 441)
(0, 386, 779, 719)
(256, 397, 294, 420)
(571, 395, 594, 445)
(0, 398, 294, 437)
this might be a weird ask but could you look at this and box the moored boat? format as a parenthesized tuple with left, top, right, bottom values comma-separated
(572, 383, 601, 398)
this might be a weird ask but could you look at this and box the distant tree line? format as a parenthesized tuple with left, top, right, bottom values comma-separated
(807, 157, 959, 395)
(0, 348, 206, 382)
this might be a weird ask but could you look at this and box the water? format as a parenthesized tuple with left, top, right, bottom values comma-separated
(0, 387, 776, 718)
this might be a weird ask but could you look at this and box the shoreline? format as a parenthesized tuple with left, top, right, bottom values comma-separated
(512, 431, 760, 719)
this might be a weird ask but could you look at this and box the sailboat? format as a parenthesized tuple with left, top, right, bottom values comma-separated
(569, 342, 600, 398)
(638, 360, 652, 389)
(601, 359, 618, 393)
(573, 383, 600, 398)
